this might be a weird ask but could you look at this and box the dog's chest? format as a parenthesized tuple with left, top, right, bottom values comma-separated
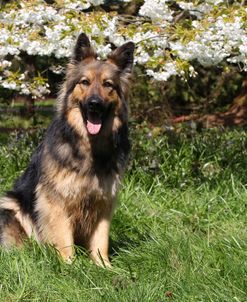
(53, 167, 121, 202)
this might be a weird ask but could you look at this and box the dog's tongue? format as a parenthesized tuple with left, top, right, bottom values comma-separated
(86, 120, 102, 135)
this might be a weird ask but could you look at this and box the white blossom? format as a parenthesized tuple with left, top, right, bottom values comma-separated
(20, 83, 30, 95)
(109, 34, 126, 47)
(146, 62, 177, 81)
(95, 43, 112, 58)
(0, 60, 12, 68)
(2, 81, 19, 90)
(103, 17, 118, 37)
(178, 2, 194, 11)
(89, 0, 104, 5)
(136, 50, 150, 64)
(139, 0, 173, 22)
(170, 16, 246, 67)
(49, 65, 65, 75)
(62, 0, 104, 10)
(0, 0, 246, 95)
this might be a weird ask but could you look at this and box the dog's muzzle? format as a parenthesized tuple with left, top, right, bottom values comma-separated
(84, 96, 105, 135)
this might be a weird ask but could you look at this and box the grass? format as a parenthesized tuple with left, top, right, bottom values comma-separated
(0, 124, 247, 301)
(0, 99, 54, 130)
(0, 98, 55, 108)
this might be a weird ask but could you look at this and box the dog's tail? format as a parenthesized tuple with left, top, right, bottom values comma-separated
(0, 196, 34, 247)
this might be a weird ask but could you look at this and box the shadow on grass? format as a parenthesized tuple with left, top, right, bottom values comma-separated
(109, 215, 152, 257)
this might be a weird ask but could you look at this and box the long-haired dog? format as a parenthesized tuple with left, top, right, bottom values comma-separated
(0, 33, 134, 267)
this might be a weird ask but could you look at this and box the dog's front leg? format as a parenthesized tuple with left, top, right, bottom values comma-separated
(88, 217, 112, 268)
(35, 193, 74, 263)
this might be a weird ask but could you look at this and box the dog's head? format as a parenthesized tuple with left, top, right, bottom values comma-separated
(59, 33, 134, 137)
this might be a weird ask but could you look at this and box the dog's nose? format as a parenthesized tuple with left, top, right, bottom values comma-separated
(88, 98, 103, 113)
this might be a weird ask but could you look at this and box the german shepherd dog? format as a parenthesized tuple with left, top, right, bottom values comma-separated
(0, 33, 134, 267)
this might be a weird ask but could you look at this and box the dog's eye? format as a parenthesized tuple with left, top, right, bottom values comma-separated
(103, 81, 114, 88)
(80, 79, 90, 86)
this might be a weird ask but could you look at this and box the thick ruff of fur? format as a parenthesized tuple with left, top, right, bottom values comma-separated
(0, 33, 134, 266)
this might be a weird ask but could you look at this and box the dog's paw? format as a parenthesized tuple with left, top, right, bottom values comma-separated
(64, 256, 74, 264)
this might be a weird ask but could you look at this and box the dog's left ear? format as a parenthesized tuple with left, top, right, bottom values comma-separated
(108, 42, 135, 73)
(73, 33, 96, 62)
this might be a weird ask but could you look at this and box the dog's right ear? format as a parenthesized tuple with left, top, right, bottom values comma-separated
(73, 33, 96, 62)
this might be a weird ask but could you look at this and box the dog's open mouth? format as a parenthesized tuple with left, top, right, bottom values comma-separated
(86, 114, 102, 135)
(83, 98, 105, 135)
(80, 97, 114, 136)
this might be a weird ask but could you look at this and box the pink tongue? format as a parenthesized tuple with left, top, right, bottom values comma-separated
(86, 120, 102, 135)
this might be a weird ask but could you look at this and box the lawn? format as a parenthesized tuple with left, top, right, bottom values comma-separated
(0, 124, 246, 301)
(0, 99, 54, 131)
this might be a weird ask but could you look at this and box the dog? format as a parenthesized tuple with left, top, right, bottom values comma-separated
(0, 33, 134, 267)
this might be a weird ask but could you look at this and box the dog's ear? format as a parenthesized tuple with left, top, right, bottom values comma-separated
(73, 33, 96, 62)
(108, 42, 135, 73)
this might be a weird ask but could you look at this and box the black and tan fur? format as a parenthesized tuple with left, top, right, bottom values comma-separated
(0, 33, 134, 267)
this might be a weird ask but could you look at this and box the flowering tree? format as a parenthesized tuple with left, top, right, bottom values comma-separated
(0, 0, 247, 99)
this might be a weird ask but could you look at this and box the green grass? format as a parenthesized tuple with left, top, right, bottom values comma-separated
(0, 113, 52, 129)
(0, 98, 55, 108)
(0, 99, 54, 129)
(0, 126, 247, 301)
